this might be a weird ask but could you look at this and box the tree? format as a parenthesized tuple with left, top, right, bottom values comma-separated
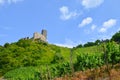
(4, 43, 10, 48)
(111, 31, 120, 43)
(95, 39, 101, 45)
(16, 39, 32, 48)
(76, 44, 83, 48)
(84, 42, 96, 47)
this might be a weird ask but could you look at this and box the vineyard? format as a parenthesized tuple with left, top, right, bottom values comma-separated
(1, 32, 120, 80)
(0, 41, 120, 80)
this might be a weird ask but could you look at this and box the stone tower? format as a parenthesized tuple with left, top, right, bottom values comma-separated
(41, 29, 47, 39)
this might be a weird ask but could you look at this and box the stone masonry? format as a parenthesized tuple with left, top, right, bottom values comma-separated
(33, 29, 47, 42)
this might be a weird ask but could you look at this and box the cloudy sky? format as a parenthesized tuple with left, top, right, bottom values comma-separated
(0, 0, 120, 48)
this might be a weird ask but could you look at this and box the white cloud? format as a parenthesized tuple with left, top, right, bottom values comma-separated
(103, 19, 117, 28)
(60, 6, 80, 20)
(91, 24, 96, 30)
(99, 27, 106, 33)
(0, 0, 23, 5)
(78, 17, 93, 27)
(99, 19, 117, 33)
(81, 0, 104, 8)
(54, 39, 81, 48)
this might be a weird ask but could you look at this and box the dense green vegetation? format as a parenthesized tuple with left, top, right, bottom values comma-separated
(111, 31, 120, 43)
(74, 41, 120, 71)
(4, 67, 40, 80)
(1, 31, 120, 79)
(0, 39, 70, 76)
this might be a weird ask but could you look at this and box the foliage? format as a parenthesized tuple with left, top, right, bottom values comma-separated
(84, 42, 97, 47)
(111, 31, 120, 43)
(4, 67, 40, 80)
(0, 39, 70, 76)
(51, 50, 64, 64)
(4, 62, 71, 80)
(1, 34, 120, 79)
(104, 41, 120, 65)
(74, 53, 104, 71)
(50, 62, 71, 78)
(76, 44, 83, 48)
(74, 41, 120, 72)
(95, 39, 101, 45)
(4, 43, 10, 48)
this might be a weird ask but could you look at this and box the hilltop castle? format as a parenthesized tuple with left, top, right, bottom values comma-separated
(22, 29, 47, 42)
(33, 29, 47, 42)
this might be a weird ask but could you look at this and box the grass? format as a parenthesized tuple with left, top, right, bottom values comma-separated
(74, 45, 104, 55)
(4, 67, 40, 80)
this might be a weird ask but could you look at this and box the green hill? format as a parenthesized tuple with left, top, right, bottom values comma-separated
(0, 39, 70, 76)
(1, 31, 120, 79)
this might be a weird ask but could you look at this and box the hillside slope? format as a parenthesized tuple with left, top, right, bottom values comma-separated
(1, 39, 120, 80)
(0, 39, 70, 76)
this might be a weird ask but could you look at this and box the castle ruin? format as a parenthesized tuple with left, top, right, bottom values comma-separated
(33, 29, 47, 42)
(22, 29, 47, 42)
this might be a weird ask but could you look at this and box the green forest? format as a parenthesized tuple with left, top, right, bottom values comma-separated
(1, 31, 120, 80)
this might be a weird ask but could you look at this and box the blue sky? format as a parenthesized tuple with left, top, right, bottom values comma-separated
(0, 0, 120, 48)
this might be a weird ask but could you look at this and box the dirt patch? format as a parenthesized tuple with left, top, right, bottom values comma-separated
(54, 65, 120, 80)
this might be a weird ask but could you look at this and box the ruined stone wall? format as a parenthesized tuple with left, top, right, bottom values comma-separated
(33, 32, 46, 42)
(22, 29, 47, 42)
